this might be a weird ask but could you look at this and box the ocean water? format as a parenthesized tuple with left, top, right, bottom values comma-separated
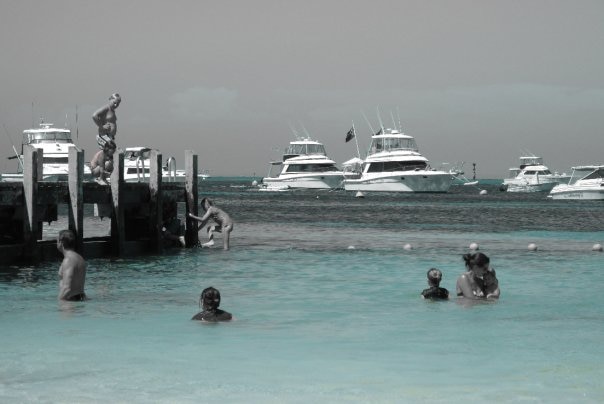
(1, 178, 603, 403)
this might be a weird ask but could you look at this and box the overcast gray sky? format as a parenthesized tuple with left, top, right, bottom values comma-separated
(1, 0, 603, 178)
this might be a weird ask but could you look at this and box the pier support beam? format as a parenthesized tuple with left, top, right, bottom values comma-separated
(110, 151, 125, 256)
(184, 150, 198, 247)
(22, 145, 39, 261)
(149, 150, 163, 253)
(68, 147, 84, 253)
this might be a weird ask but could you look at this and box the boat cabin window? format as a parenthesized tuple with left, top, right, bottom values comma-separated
(366, 161, 427, 172)
(125, 150, 151, 160)
(285, 163, 338, 173)
(24, 132, 72, 144)
(369, 137, 418, 154)
(285, 143, 326, 156)
(127, 167, 151, 174)
(42, 157, 69, 164)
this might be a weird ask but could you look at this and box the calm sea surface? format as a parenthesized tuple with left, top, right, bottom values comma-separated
(1, 178, 603, 403)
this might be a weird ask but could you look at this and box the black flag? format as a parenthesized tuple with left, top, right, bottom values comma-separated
(374, 128, 382, 136)
(345, 127, 355, 142)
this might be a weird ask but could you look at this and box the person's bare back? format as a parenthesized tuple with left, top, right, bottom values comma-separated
(57, 230, 87, 301)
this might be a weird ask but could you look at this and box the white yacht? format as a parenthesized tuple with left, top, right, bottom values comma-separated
(261, 138, 345, 190)
(343, 128, 453, 193)
(122, 147, 187, 183)
(0, 122, 92, 182)
(548, 165, 604, 200)
(501, 155, 569, 193)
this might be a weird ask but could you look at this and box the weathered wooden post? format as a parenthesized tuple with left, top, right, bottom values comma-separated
(22, 145, 39, 261)
(110, 151, 125, 256)
(149, 150, 163, 253)
(68, 146, 84, 253)
(184, 150, 198, 247)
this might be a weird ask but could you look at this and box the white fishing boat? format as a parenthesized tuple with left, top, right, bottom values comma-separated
(501, 155, 569, 193)
(1, 122, 92, 182)
(261, 137, 345, 190)
(548, 165, 604, 200)
(122, 147, 187, 183)
(343, 128, 453, 193)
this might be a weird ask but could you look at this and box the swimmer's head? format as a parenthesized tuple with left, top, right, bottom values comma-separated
(427, 268, 442, 286)
(58, 229, 77, 250)
(463, 252, 490, 271)
(200, 197, 213, 211)
(200, 286, 221, 310)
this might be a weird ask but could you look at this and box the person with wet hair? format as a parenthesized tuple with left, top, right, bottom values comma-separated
(92, 93, 121, 149)
(421, 268, 449, 300)
(188, 197, 234, 250)
(192, 287, 232, 322)
(456, 252, 500, 299)
(57, 229, 87, 301)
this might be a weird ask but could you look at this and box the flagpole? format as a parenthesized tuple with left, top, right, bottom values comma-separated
(352, 121, 360, 159)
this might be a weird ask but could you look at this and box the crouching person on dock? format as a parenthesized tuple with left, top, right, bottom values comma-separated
(57, 229, 87, 301)
(188, 198, 233, 250)
(90, 140, 116, 185)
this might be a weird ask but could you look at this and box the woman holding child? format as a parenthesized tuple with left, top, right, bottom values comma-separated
(456, 252, 500, 299)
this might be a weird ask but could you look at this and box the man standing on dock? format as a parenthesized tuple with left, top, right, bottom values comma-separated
(92, 93, 121, 149)
(57, 229, 87, 301)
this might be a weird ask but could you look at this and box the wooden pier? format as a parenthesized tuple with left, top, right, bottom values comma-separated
(0, 145, 201, 264)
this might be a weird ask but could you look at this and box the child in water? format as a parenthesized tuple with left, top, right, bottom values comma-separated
(421, 268, 449, 300)
(192, 287, 232, 322)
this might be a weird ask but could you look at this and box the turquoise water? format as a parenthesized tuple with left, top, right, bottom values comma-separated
(1, 179, 603, 403)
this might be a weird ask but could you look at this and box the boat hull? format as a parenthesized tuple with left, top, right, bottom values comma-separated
(504, 181, 559, 193)
(262, 173, 344, 190)
(344, 171, 453, 193)
(549, 186, 604, 200)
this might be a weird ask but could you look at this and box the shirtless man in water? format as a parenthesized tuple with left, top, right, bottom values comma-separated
(57, 229, 87, 301)
(188, 198, 234, 250)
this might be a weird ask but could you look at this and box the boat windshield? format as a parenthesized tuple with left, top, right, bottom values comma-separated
(367, 160, 427, 172)
(284, 163, 339, 173)
(581, 168, 604, 181)
(24, 132, 72, 144)
(285, 143, 326, 156)
(369, 137, 418, 154)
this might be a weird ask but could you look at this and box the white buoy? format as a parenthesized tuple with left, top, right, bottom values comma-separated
(479, 189, 488, 195)
(347, 245, 356, 250)
(469, 242, 479, 251)
(403, 243, 413, 251)
(252, 180, 258, 186)
(355, 191, 365, 198)
(528, 243, 538, 251)
(592, 243, 603, 252)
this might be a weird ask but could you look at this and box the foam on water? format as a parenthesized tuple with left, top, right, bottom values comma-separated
(1, 180, 603, 402)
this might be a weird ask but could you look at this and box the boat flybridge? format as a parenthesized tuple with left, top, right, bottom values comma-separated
(0, 122, 92, 182)
(261, 137, 345, 190)
(501, 155, 569, 193)
(548, 165, 604, 200)
(343, 128, 454, 193)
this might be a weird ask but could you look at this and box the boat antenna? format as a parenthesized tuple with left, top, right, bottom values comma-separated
(31, 101, 34, 128)
(75, 105, 79, 141)
(299, 122, 312, 140)
(390, 110, 397, 131)
(2, 123, 24, 171)
(361, 110, 376, 134)
(352, 120, 361, 159)
(396, 107, 403, 132)
(288, 122, 300, 139)
(376, 106, 385, 132)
